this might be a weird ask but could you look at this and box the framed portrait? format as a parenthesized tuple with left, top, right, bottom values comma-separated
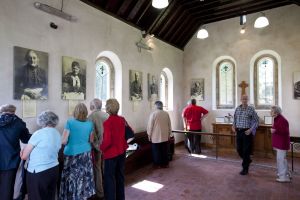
(129, 70, 143, 101)
(215, 117, 225, 123)
(293, 71, 300, 99)
(264, 116, 273, 125)
(62, 56, 87, 100)
(148, 73, 159, 100)
(13, 46, 48, 100)
(190, 78, 204, 101)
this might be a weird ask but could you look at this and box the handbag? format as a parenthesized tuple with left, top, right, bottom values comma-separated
(125, 119, 134, 142)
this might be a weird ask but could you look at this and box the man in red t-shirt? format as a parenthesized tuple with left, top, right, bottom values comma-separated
(182, 99, 208, 154)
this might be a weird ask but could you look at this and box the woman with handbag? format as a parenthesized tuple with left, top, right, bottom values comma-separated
(100, 99, 128, 200)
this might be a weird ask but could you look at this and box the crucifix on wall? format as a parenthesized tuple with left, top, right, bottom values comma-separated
(238, 81, 248, 96)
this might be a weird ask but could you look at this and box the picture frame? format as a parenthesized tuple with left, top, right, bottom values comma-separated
(264, 116, 273, 125)
(148, 73, 159, 100)
(293, 71, 300, 99)
(190, 78, 205, 101)
(13, 46, 48, 100)
(215, 117, 225, 123)
(129, 70, 143, 101)
(62, 56, 87, 100)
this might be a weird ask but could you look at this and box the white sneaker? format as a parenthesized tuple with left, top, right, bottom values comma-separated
(276, 178, 291, 183)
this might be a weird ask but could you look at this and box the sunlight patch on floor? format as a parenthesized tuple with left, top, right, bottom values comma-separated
(131, 180, 164, 193)
(190, 154, 208, 159)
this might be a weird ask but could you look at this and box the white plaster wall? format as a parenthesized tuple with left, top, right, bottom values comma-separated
(0, 0, 184, 142)
(183, 5, 300, 136)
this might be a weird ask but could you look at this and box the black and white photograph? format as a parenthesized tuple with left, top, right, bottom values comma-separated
(148, 73, 159, 100)
(294, 71, 300, 99)
(129, 70, 143, 101)
(62, 56, 86, 100)
(190, 78, 205, 101)
(13, 46, 48, 100)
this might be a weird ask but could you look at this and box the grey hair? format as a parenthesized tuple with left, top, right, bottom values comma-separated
(271, 105, 282, 115)
(37, 111, 59, 127)
(90, 98, 102, 110)
(0, 104, 16, 114)
(106, 98, 119, 115)
(155, 101, 163, 110)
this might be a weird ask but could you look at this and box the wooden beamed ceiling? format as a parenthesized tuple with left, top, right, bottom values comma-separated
(81, 0, 299, 50)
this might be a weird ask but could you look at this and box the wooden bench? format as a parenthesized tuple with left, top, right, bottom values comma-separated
(125, 131, 174, 174)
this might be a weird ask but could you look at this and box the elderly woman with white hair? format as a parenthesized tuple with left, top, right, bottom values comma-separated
(270, 105, 291, 183)
(20, 111, 61, 200)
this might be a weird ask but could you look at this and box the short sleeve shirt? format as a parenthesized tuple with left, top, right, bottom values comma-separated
(27, 127, 61, 173)
(63, 118, 93, 156)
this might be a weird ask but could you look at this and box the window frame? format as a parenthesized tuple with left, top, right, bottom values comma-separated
(216, 59, 236, 109)
(95, 57, 115, 106)
(254, 54, 278, 109)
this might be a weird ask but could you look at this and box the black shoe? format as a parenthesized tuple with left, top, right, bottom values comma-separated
(240, 169, 248, 175)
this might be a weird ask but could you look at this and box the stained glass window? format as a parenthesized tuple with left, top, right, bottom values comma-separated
(216, 60, 235, 109)
(95, 60, 110, 101)
(254, 56, 278, 108)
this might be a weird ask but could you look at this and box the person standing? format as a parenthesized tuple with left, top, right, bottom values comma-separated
(270, 105, 291, 182)
(147, 101, 172, 168)
(232, 95, 259, 175)
(59, 103, 95, 199)
(88, 98, 108, 199)
(100, 99, 128, 200)
(20, 111, 61, 200)
(182, 99, 208, 154)
(0, 104, 31, 200)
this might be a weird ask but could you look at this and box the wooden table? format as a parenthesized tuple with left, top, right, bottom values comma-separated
(212, 123, 273, 158)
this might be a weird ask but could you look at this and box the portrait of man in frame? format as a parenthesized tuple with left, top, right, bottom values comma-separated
(148, 73, 159, 100)
(294, 72, 300, 99)
(129, 70, 143, 101)
(190, 78, 205, 101)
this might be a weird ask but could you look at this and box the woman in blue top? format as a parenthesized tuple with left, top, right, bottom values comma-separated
(59, 103, 95, 200)
(20, 111, 61, 200)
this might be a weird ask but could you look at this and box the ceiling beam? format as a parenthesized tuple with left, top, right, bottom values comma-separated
(147, 0, 177, 35)
(156, 5, 183, 37)
(163, 10, 189, 40)
(169, 15, 193, 43)
(173, 17, 197, 46)
(117, 0, 135, 16)
(127, 0, 148, 21)
(203, 1, 291, 24)
(194, 0, 291, 20)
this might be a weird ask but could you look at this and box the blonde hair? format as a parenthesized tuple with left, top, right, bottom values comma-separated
(106, 99, 119, 115)
(73, 103, 88, 121)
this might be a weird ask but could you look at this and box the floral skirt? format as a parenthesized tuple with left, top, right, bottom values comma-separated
(59, 152, 95, 200)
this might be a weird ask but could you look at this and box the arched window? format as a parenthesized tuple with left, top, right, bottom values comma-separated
(160, 71, 168, 109)
(254, 55, 278, 109)
(159, 68, 173, 110)
(95, 57, 115, 106)
(216, 59, 235, 109)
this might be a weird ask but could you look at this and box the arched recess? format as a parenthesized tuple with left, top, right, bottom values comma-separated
(250, 50, 282, 109)
(96, 51, 122, 113)
(160, 67, 173, 110)
(212, 56, 237, 110)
